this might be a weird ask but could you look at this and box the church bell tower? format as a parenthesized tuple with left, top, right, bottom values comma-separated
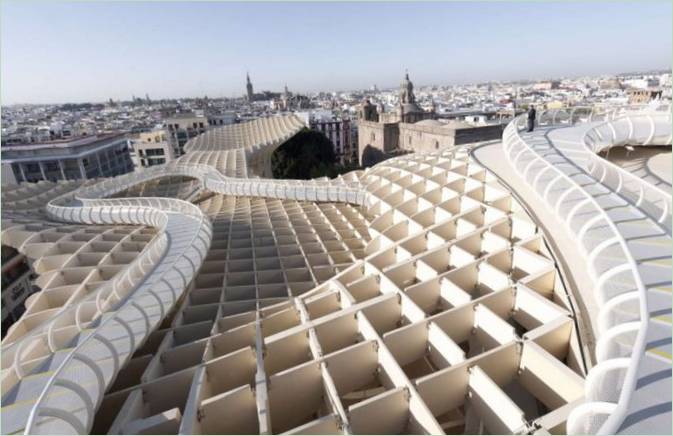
(246, 72, 254, 101)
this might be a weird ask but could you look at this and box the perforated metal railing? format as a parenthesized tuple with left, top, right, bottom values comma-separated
(502, 107, 671, 434)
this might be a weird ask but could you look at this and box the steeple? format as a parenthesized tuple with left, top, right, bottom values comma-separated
(246, 72, 254, 101)
(399, 70, 415, 104)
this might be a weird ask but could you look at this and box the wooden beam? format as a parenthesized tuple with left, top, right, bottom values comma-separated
(518, 341, 584, 410)
(468, 366, 527, 434)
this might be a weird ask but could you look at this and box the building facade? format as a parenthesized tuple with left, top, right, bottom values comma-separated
(207, 112, 237, 127)
(532, 80, 561, 91)
(297, 111, 357, 164)
(399, 119, 505, 153)
(358, 72, 505, 166)
(165, 113, 208, 156)
(131, 130, 175, 169)
(1, 134, 134, 184)
(358, 73, 434, 166)
(627, 88, 664, 104)
(358, 118, 401, 166)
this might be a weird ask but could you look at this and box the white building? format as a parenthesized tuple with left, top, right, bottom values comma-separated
(130, 130, 175, 169)
(296, 110, 357, 164)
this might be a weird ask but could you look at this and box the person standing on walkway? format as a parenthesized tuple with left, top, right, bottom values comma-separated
(527, 105, 536, 132)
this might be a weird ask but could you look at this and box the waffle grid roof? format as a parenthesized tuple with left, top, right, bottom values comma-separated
(3, 110, 667, 435)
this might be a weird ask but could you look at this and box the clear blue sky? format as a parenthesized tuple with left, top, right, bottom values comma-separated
(1, 1, 671, 104)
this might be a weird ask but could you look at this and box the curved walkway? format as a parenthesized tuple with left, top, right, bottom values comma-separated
(603, 146, 672, 192)
(502, 111, 671, 434)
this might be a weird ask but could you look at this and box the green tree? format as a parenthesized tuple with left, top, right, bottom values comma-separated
(271, 128, 338, 179)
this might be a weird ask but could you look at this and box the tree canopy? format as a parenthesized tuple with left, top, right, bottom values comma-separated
(271, 128, 357, 179)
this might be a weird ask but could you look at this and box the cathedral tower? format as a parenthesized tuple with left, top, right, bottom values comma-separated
(246, 72, 254, 101)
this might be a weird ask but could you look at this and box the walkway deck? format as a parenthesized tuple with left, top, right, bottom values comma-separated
(604, 146, 672, 192)
(500, 119, 671, 434)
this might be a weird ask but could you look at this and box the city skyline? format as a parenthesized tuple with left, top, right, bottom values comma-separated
(2, 1, 671, 105)
(1, 2, 671, 434)
(2, 65, 671, 107)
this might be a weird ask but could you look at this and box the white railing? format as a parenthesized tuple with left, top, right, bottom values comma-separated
(7, 227, 168, 378)
(582, 113, 672, 232)
(2, 194, 173, 374)
(77, 161, 369, 208)
(533, 103, 670, 127)
(503, 112, 656, 434)
(528, 105, 672, 233)
(24, 197, 212, 434)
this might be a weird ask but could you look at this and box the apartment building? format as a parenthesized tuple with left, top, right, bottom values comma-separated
(296, 110, 357, 164)
(164, 113, 208, 156)
(131, 130, 175, 169)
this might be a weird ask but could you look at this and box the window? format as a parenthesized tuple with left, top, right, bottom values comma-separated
(435, 141, 440, 149)
(145, 148, 165, 157)
(408, 136, 412, 145)
(12, 164, 24, 182)
(370, 132, 375, 141)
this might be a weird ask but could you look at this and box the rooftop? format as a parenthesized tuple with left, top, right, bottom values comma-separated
(1, 133, 125, 150)
(1, 133, 129, 163)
